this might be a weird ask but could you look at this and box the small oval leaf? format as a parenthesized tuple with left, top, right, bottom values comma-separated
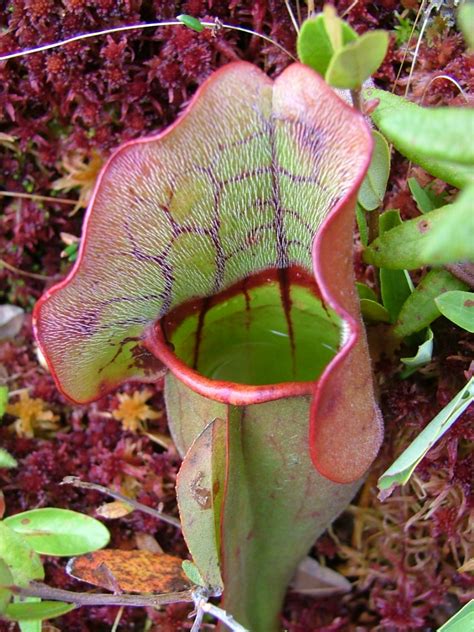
(177, 14, 205, 32)
(356, 282, 377, 302)
(458, 3, 474, 49)
(360, 298, 390, 323)
(297, 14, 357, 76)
(400, 327, 434, 377)
(378, 378, 473, 493)
(366, 88, 474, 187)
(0, 558, 13, 613)
(394, 270, 467, 338)
(182, 560, 206, 587)
(0, 385, 8, 416)
(408, 178, 445, 214)
(358, 131, 391, 211)
(4, 601, 75, 622)
(325, 31, 389, 89)
(16, 598, 41, 632)
(0, 448, 17, 469)
(0, 522, 44, 586)
(435, 291, 474, 333)
(365, 192, 474, 269)
(4, 508, 110, 557)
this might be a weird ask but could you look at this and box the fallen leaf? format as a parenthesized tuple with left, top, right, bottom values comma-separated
(290, 556, 351, 596)
(457, 558, 474, 574)
(135, 533, 164, 554)
(0, 305, 24, 340)
(143, 430, 172, 450)
(66, 550, 191, 593)
(95, 501, 134, 520)
(59, 232, 80, 246)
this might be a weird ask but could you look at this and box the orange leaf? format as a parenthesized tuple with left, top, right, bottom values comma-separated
(66, 550, 191, 593)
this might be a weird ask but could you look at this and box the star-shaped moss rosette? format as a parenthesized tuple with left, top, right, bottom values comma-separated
(34, 62, 383, 629)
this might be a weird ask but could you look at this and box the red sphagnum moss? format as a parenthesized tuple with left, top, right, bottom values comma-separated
(1, 1, 473, 630)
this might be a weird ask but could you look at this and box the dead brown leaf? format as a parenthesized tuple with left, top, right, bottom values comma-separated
(66, 550, 191, 594)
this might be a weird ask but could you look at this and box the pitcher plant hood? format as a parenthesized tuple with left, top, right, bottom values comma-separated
(33, 62, 383, 483)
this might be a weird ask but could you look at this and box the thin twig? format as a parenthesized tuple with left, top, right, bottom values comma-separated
(10, 582, 194, 608)
(61, 476, 181, 529)
(341, 0, 360, 19)
(190, 605, 205, 632)
(404, 1, 435, 97)
(218, 23, 297, 60)
(0, 259, 52, 281)
(0, 20, 296, 63)
(284, 0, 300, 33)
(295, 0, 302, 27)
(350, 88, 362, 112)
(0, 190, 78, 205)
(420, 74, 469, 104)
(197, 598, 249, 632)
(110, 606, 124, 632)
(392, 0, 427, 94)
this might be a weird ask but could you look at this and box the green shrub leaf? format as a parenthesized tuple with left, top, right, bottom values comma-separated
(420, 185, 474, 264)
(177, 14, 205, 32)
(367, 88, 474, 165)
(19, 622, 41, 632)
(458, 2, 474, 49)
(356, 282, 377, 302)
(17, 598, 41, 632)
(378, 210, 412, 323)
(378, 377, 474, 494)
(181, 560, 206, 587)
(297, 13, 357, 76)
(358, 131, 391, 211)
(0, 385, 7, 416)
(365, 192, 474, 269)
(408, 178, 445, 214)
(438, 600, 474, 632)
(355, 203, 368, 246)
(325, 31, 389, 89)
(435, 291, 474, 333)
(0, 558, 13, 614)
(4, 600, 75, 622)
(366, 88, 474, 187)
(0, 448, 17, 469)
(359, 298, 390, 323)
(4, 508, 110, 557)
(380, 269, 412, 324)
(400, 327, 433, 378)
(0, 523, 44, 586)
(394, 270, 467, 338)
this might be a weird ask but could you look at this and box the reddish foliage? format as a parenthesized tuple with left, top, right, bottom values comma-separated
(1, 1, 473, 630)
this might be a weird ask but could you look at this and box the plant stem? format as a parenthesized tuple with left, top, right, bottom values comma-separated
(10, 582, 194, 608)
(350, 88, 362, 112)
(0, 259, 52, 281)
(61, 476, 181, 529)
(190, 605, 205, 632)
(197, 599, 250, 632)
(111, 606, 124, 632)
(367, 209, 379, 245)
(0, 190, 77, 205)
(0, 20, 296, 63)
